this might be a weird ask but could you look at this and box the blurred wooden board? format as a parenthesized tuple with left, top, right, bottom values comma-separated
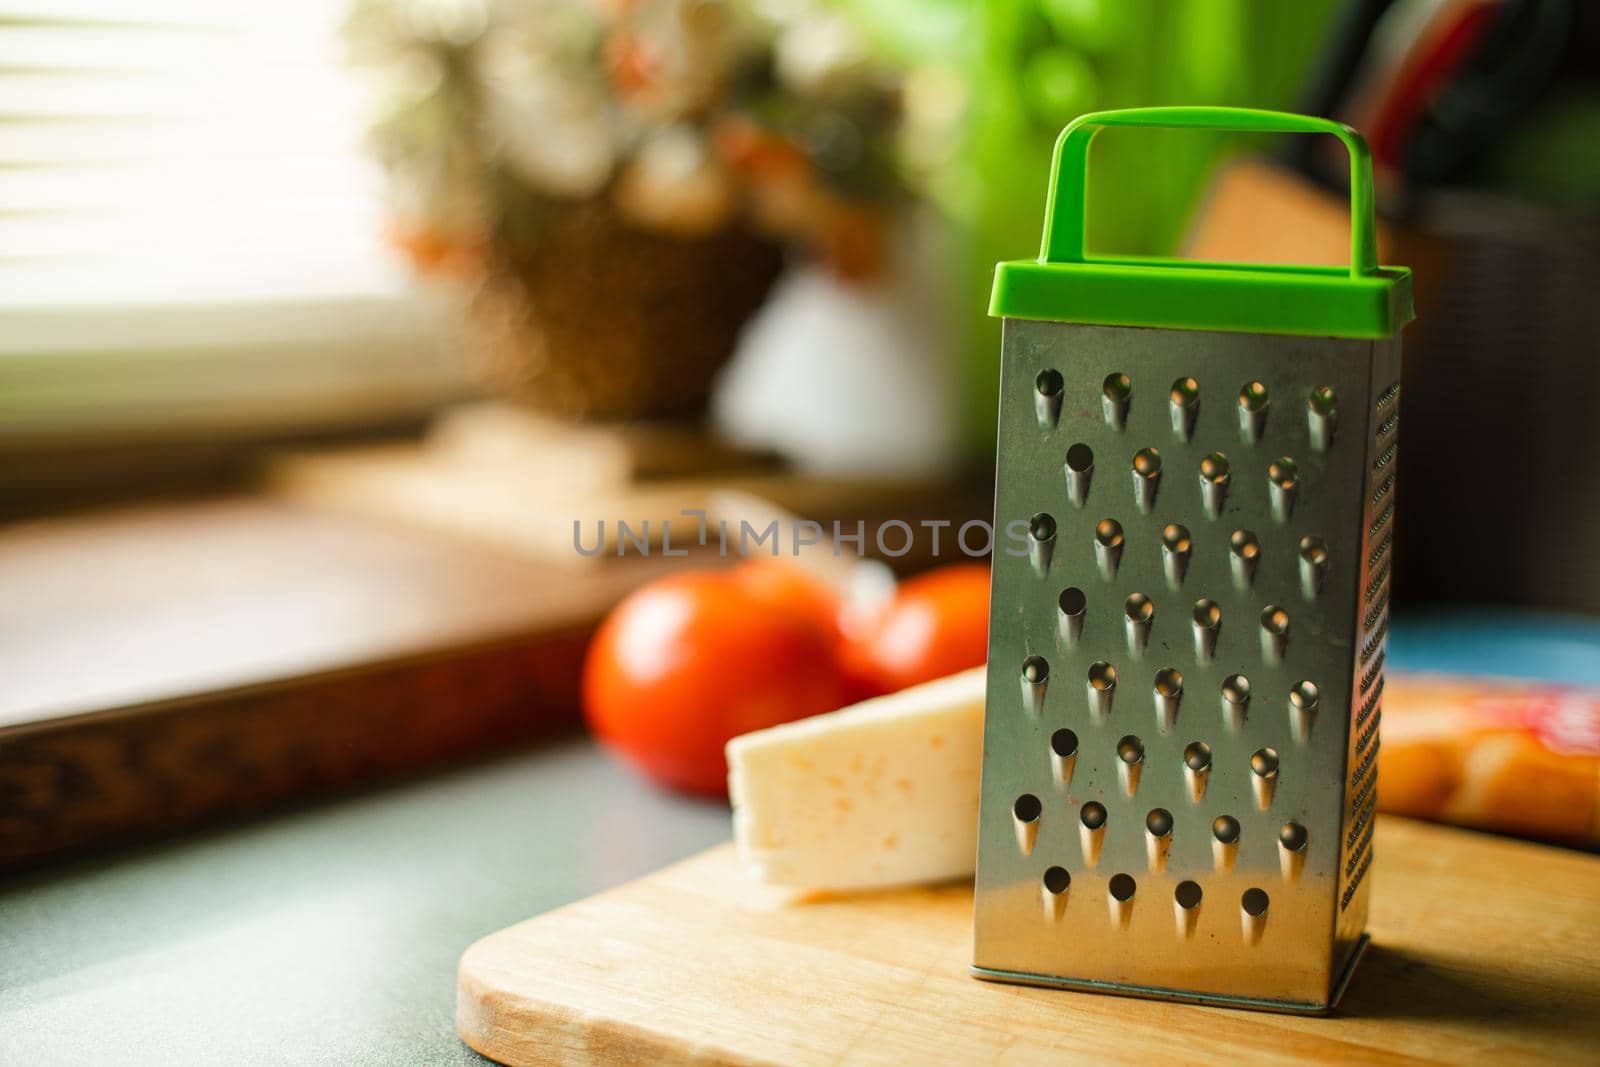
(458, 818, 1600, 1066)
(0, 455, 984, 870)
(429, 403, 785, 485)
(0, 498, 680, 869)
(270, 444, 976, 563)
(269, 405, 984, 563)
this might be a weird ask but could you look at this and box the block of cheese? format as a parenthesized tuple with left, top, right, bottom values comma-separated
(727, 667, 985, 891)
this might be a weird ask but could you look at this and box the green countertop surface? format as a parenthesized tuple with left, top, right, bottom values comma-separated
(0, 741, 731, 1066)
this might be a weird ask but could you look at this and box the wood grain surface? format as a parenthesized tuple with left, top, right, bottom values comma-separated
(0, 498, 676, 869)
(0, 467, 984, 870)
(458, 818, 1600, 1066)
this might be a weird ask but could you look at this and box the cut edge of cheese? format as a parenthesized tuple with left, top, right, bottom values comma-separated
(727, 666, 986, 893)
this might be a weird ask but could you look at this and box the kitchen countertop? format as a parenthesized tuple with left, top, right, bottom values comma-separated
(0, 742, 731, 1066)
(2, 611, 1595, 1065)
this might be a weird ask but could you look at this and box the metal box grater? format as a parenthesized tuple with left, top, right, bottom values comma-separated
(972, 109, 1413, 1013)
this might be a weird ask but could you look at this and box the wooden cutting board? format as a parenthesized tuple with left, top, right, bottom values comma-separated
(457, 817, 1600, 1065)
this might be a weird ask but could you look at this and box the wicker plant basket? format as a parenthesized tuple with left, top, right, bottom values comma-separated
(468, 202, 785, 420)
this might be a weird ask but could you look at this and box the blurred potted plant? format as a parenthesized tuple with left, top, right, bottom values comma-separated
(346, 0, 908, 420)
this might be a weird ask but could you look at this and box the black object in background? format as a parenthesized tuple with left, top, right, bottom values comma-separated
(1293, 0, 1600, 613)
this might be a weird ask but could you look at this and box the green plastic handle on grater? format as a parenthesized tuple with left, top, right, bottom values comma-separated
(1041, 107, 1378, 278)
(990, 107, 1412, 338)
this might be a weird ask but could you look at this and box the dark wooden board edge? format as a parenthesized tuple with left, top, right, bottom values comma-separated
(0, 624, 592, 872)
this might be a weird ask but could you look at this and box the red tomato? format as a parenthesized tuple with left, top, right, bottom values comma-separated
(730, 560, 888, 704)
(845, 562, 991, 693)
(732, 559, 847, 643)
(583, 563, 854, 797)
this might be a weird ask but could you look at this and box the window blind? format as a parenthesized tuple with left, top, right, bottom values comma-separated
(0, 0, 404, 303)
(0, 0, 462, 443)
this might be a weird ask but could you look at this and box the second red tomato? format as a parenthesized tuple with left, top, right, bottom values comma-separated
(846, 562, 991, 694)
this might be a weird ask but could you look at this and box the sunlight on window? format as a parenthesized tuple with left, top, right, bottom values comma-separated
(0, 0, 404, 305)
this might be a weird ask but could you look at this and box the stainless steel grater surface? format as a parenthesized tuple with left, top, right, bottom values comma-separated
(972, 107, 1412, 1014)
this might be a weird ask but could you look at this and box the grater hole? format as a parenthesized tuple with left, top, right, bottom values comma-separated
(1133, 448, 1162, 478)
(1299, 535, 1328, 566)
(1102, 373, 1131, 403)
(1094, 518, 1124, 548)
(1260, 609, 1290, 660)
(1066, 443, 1094, 474)
(1251, 747, 1279, 778)
(1212, 815, 1241, 844)
(1043, 866, 1071, 895)
(1058, 587, 1086, 617)
(1051, 728, 1079, 758)
(1372, 440, 1398, 473)
(1029, 512, 1056, 541)
(1169, 379, 1200, 440)
(1289, 680, 1319, 709)
(1238, 381, 1269, 411)
(1145, 808, 1173, 837)
(1222, 674, 1251, 704)
(1372, 471, 1396, 507)
(1279, 822, 1308, 852)
(1162, 523, 1192, 556)
(1260, 606, 1289, 636)
(1035, 369, 1064, 397)
(1175, 880, 1203, 909)
(1108, 873, 1137, 902)
(1117, 735, 1145, 765)
(1241, 888, 1270, 917)
(1080, 801, 1108, 830)
(1014, 793, 1042, 823)
(1192, 604, 1221, 661)
(1154, 667, 1183, 697)
(1022, 655, 1049, 684)
(1229, 528, 1260, 560)
(1088, 661, 1118, 691)
(1343, 852, 1373, 911)
(1183, 741, 1212, 771)
(1366, 537, 1393, 586)
(1124, 593, 1154, 623)
(1309, 385, 1338, 416)
(1268, 457, 1299, 489)
(1200, 451, 1230, 483)
(1369, 501, 1395, 542)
